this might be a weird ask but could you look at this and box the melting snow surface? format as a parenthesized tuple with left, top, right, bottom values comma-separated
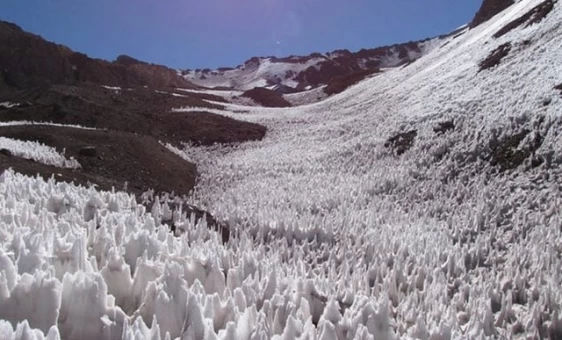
(2, 0, 562, 338)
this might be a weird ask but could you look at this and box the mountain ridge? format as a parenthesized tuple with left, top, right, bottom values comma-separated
(180, 37, 445, 92)
(180, 0, 516, 93)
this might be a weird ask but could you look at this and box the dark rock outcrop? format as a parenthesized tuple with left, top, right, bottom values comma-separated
(487, 129, 545, 171)
(293, 42, 419, 90)
(434, 121, 455, 135)
(493, 0, 555, 38)
(0, 125, 198, 196)
(479, 42, 512, 71)
(470, 0, 514, 28)
(385, 130, 418, 156)
(114, 54, 144, 67)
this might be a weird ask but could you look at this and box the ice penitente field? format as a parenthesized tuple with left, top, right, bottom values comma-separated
(2, 0, 562, 338)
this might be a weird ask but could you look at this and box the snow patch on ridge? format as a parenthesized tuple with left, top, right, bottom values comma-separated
(0, 102, 18, 109)
(0, 121, 99, 130)
(0, 137, 81, 168)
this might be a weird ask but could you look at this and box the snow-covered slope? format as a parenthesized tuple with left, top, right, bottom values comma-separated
(2, 0, 562, 339)
(181, 39, 442, 91)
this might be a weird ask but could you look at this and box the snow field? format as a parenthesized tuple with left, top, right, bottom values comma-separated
(0, 169, 404, 339)
(2, 0, 562, 338)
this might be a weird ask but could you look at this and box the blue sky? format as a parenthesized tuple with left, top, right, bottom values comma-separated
(2, 0, 481, 69)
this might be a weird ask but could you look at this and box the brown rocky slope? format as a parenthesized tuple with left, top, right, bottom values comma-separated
(0, 20, 194, 91)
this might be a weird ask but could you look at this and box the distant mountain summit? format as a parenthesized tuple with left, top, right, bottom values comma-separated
(182, 22, 494, 94)
(181, 39, 445, 92)
(182, 0, 521, 94)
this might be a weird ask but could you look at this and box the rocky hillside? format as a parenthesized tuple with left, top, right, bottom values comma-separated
(0, 20, 194, 91)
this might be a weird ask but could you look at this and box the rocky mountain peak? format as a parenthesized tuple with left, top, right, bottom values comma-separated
(471, 0, 515, 27)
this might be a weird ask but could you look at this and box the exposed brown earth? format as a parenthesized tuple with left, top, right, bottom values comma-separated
(324, 68, 381, 95)
(0, 83, 266, 196)
(470, 0, 515, 28)
(242, 87, 292, 108)
(479, 42, 512, 71)
(493, 0, 556, 38)
(0, 84, 265, 145)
